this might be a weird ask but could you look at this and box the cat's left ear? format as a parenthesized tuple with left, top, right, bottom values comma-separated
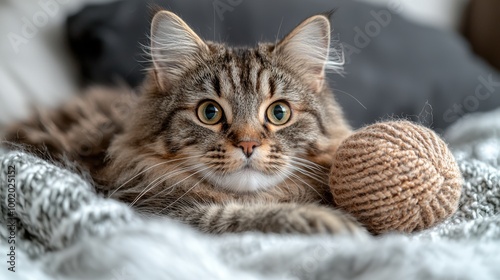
(275, 14, 332, 92)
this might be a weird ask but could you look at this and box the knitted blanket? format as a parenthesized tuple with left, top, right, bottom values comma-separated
(1, 110, 500, 280)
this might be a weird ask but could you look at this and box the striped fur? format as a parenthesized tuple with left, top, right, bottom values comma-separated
(5, 11, 365, 235)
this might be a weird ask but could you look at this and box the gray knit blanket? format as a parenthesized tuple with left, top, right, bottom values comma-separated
(1, 110, 500, 280)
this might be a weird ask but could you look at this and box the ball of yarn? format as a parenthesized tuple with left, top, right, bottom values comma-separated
(329, 121, 463, 234)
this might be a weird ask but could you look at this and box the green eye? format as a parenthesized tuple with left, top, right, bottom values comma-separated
(266, 101, 291, 125)
(197, 101, 223, 125)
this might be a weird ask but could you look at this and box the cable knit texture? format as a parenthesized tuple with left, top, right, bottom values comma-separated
(0, 111, 500, 279)
(0, 152, 138, 258)
(330, 121, 463, 234)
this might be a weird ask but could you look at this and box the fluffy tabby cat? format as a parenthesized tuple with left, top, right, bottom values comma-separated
(5, 11, 366, 235)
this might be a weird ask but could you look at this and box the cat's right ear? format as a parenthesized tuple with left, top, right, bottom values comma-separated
(150, 11, 209, 91)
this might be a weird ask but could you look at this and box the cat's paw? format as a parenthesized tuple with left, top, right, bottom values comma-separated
(187, 202, 368, 236)
(276, 205, 367, 236)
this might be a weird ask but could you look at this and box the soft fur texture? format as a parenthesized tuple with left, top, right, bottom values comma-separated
(1, 108, 500, 280)
(4, 11, 360, 235)
(3, 88, 137, 180)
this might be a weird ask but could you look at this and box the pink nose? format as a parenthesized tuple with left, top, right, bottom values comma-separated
(237, 141, 261, 157)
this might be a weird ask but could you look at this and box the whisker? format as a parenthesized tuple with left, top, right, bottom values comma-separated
(293, 162, 327, 174)
(269, 168, 292, 193)
(108, 155, 202, 198)
(282, 169, 325, 201)
(134, 164, 207, 207)
(129, 162, 200, 206)
(281, 170, 302, 191)
(331, 87, 367, 110)
(289, 156, 329, 171)
(158, 170, 215, 214)
(139, 165, 212, 206)
(290, 167, 326, 185)
(274, 16, 284, 45)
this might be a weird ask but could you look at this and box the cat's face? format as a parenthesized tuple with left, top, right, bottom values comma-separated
(130, 11, 349, 193)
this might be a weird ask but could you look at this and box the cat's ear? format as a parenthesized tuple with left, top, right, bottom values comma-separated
(275, 15, 332, 92)
(150, 11, 209, 90)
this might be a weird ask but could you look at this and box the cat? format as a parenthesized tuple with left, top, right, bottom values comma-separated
(5, 10, 366, 236)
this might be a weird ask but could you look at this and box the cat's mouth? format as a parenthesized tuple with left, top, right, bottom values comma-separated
(199, 148, 289, 192)
(242, 162, 255, 170)
(240, 160, 271, 175)
(205, 168, 286, 193)
(200, 158, 286, 193)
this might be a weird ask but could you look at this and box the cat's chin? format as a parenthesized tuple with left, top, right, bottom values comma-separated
(205, 168, 285, 193)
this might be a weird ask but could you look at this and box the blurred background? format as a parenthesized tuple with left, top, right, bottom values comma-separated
(1, 0, 499, 133)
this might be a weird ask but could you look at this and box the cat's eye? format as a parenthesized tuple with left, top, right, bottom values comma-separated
(266, 101, 291, 125)
(197, 100, 223, 125)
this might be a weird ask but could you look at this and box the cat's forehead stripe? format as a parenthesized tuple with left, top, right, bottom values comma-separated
(212, 75, 221, 97)
(216, 48, 263, 97)
(229, 55, 241, 92)
(268, 77, 276, 98)
(200, 46, 310, 104)
(218, 68, 233, 97)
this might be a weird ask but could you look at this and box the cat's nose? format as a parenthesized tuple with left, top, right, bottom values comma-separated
(237, 141, 261, 158)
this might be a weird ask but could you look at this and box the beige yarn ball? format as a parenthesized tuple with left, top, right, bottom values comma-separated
(329, 121, 463, 234)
